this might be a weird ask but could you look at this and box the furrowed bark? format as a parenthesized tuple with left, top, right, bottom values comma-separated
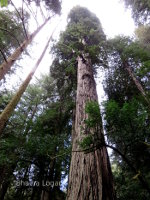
(0, 16, 51, 81)
(0, 33, 52, 135)
(67, 55, 115, 200)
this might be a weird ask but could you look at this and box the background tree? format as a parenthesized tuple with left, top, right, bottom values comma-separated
(25, 0, 61, 14)
(0, 0, 62, 81)
(0, 10, 26, 63)
(0, 9, 28, 81)
(107, 36, 150, 106)
(103, 35, 150, 199)
(0, 74, 72, 199)
(0, 32, 54, 135)
(135, 25, 150, 50)
(122, 0, 150, 24)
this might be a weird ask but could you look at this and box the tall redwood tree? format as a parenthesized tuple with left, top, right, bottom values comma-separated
(51, 6, 115, 200)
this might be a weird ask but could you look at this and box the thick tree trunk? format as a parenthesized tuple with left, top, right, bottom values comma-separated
(0, 34, 52, 135)
(0, 16, 51, 81)
(67, 55, 115, 200)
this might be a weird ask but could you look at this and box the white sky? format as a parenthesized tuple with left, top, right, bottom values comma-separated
(61, 0, 135, 37)
(5, 0, 135, 102)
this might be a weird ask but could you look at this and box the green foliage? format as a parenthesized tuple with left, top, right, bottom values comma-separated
(135, 25, 150, 51)
(26, 0, 62, 14)
(0, 74, 71, 199)
(52, 6, 106, 67)
(108, 35, 150, 63)
(79, 101, 101, 150)
(105, 98, 147, 132)
(106, 35, 150, 105)
(104, 66, 150, 199)
(0, 0, 8, 7)
(0, 89, 12, 112)
(122, 0, 150, 24)
(2, 2, 150, 198)
(104, 98, 150, 198)
(104, 32, 150, 197)
(79, 135, 93, 149)
(85, 101, 101, 128)
(0, 10, 28, 64)
(113, 163, 150, 200)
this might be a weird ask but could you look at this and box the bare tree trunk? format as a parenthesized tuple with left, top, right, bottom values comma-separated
(0, 16, 51, 81)
(67, 55, 115, 200)
(40, 190, 50, 200)
(0, 33, 52, 135)
(0, 181, 10, 200)
(124, 61, 150, 105)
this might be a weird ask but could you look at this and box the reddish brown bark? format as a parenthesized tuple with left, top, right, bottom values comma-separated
(67, 55, 115, 200)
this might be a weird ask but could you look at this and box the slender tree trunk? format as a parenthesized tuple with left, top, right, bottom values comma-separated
(0, 164, 16, 200)
(0, 166, 6, 186)
(0, 33, 52, 135)
(0, 16, 51, 81)
(41, 190, 50, 200)
(41, 158, 55, 200)
(31, 187, 38, 200)
(67, 55, 115, 200)
(0, 181, 10, 200)
(124, 61, 150, 105)
(41, 147, 61, 200)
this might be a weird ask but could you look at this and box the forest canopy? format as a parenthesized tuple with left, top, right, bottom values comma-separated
(0, 0, 150, 199)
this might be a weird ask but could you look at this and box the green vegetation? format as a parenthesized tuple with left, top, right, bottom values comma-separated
(1, 1, 150, 199)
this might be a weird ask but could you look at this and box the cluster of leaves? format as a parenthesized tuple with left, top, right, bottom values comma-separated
(122, 0, 150, 24)
(26, 0, 62, 14)
(0, 10, 27, 64)
(79, 135, 93, 150)
(79, 101, 102, 150)
(0, 0, 8, 7)
(105, 36, 150, 102)
(85, 101, 101, 128)
(51, 6, 107, 88)
(104, 35, 150, 199)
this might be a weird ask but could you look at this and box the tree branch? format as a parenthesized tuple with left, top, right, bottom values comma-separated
(0, 28, 20, 47)
(24, 0, 39, 26)
(0, 49, 7, 63)
(10, 0, 28, 39)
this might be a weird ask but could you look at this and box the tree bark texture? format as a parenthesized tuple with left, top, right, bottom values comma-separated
(0, 16, 51, 81)
(67, 55, 115, 200)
